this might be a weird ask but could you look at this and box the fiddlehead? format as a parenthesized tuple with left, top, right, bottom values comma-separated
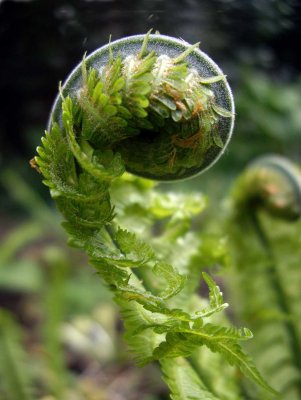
(231, 155, 301, 221)
(227, 155, 301, 399)
(47, 31, 234, 181)
(33, 33, 275, 399)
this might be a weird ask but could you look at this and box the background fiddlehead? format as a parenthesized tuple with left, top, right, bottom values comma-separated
(227, 155, 301, 399)
(33, 33, 275, 399)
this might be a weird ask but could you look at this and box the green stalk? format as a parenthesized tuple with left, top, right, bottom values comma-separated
(41, 248, 70, 397)
(0, 310, 33, 400)
(249, 211, 301, 395)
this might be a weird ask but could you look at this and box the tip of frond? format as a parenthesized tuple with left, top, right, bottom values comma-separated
(139, 29, 153, 59)
(173, 42, 200, 64)
(81, 52, 88, 83)
(58, 81, 65, 100)
(108, 34, 113, 64)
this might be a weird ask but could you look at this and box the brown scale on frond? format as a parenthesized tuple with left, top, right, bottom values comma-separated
(191, 100, 204, 117)
(171, 129, 203, 150)
(168, 147, 177, 169)
(164, 84, 183, 102)
(175, 100, 187, 112)
(168, 129, 203, 169)
(29, 157, 41, 173)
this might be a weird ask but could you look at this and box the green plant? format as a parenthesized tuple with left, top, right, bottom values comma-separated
(33, 32, 276, 399)
(226, 155, 301, 399)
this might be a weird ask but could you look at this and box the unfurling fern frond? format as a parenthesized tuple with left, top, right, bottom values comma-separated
(33, 33, 276, 399)
(227, 155, 301, 399)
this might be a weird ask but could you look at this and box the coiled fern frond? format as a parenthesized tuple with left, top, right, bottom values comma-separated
(227, 155, 301, 399)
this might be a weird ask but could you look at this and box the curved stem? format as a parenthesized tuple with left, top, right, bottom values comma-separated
(249, 212, 301, 394)
(105, 224, 123, 253)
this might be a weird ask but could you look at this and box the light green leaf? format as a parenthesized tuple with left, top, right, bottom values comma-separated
(161, 358, 220, 400)
(197, 273, 228, 318)
(153, 262, 186, 300)
(199, 75, 226, 84)
(212, 103, 233, 118)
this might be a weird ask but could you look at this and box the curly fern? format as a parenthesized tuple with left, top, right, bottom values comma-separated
(33, 33, 275, 399)
(227, 155, 301, 399)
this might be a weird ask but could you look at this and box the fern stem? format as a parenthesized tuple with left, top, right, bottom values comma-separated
(105, 224, 124, 254)
(250, 211, 301, 394)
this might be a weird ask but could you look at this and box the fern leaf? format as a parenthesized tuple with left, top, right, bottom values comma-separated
(36, 125, 80, 199)
(62, 96, 125, 181)
(208, 340, 277, 395)
(197, 272, 228, 318)
(113, 227, 155, 266)
(118, 300, 165, 365)
(152, 332, 198, 360)
(153, 262, 186, 299)
(151, 320, 275, 394)
(161, 358, 220, 400)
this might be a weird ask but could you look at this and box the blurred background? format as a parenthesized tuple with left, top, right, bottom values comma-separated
(0, 0, 301, 399)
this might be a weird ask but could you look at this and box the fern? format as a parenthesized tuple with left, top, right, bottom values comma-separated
(33, 33, 276, 399)
(226, 155, 301, 399)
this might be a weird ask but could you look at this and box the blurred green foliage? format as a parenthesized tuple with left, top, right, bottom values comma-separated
(233, 72, 301, 165)
(0, 172, 165, 399)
